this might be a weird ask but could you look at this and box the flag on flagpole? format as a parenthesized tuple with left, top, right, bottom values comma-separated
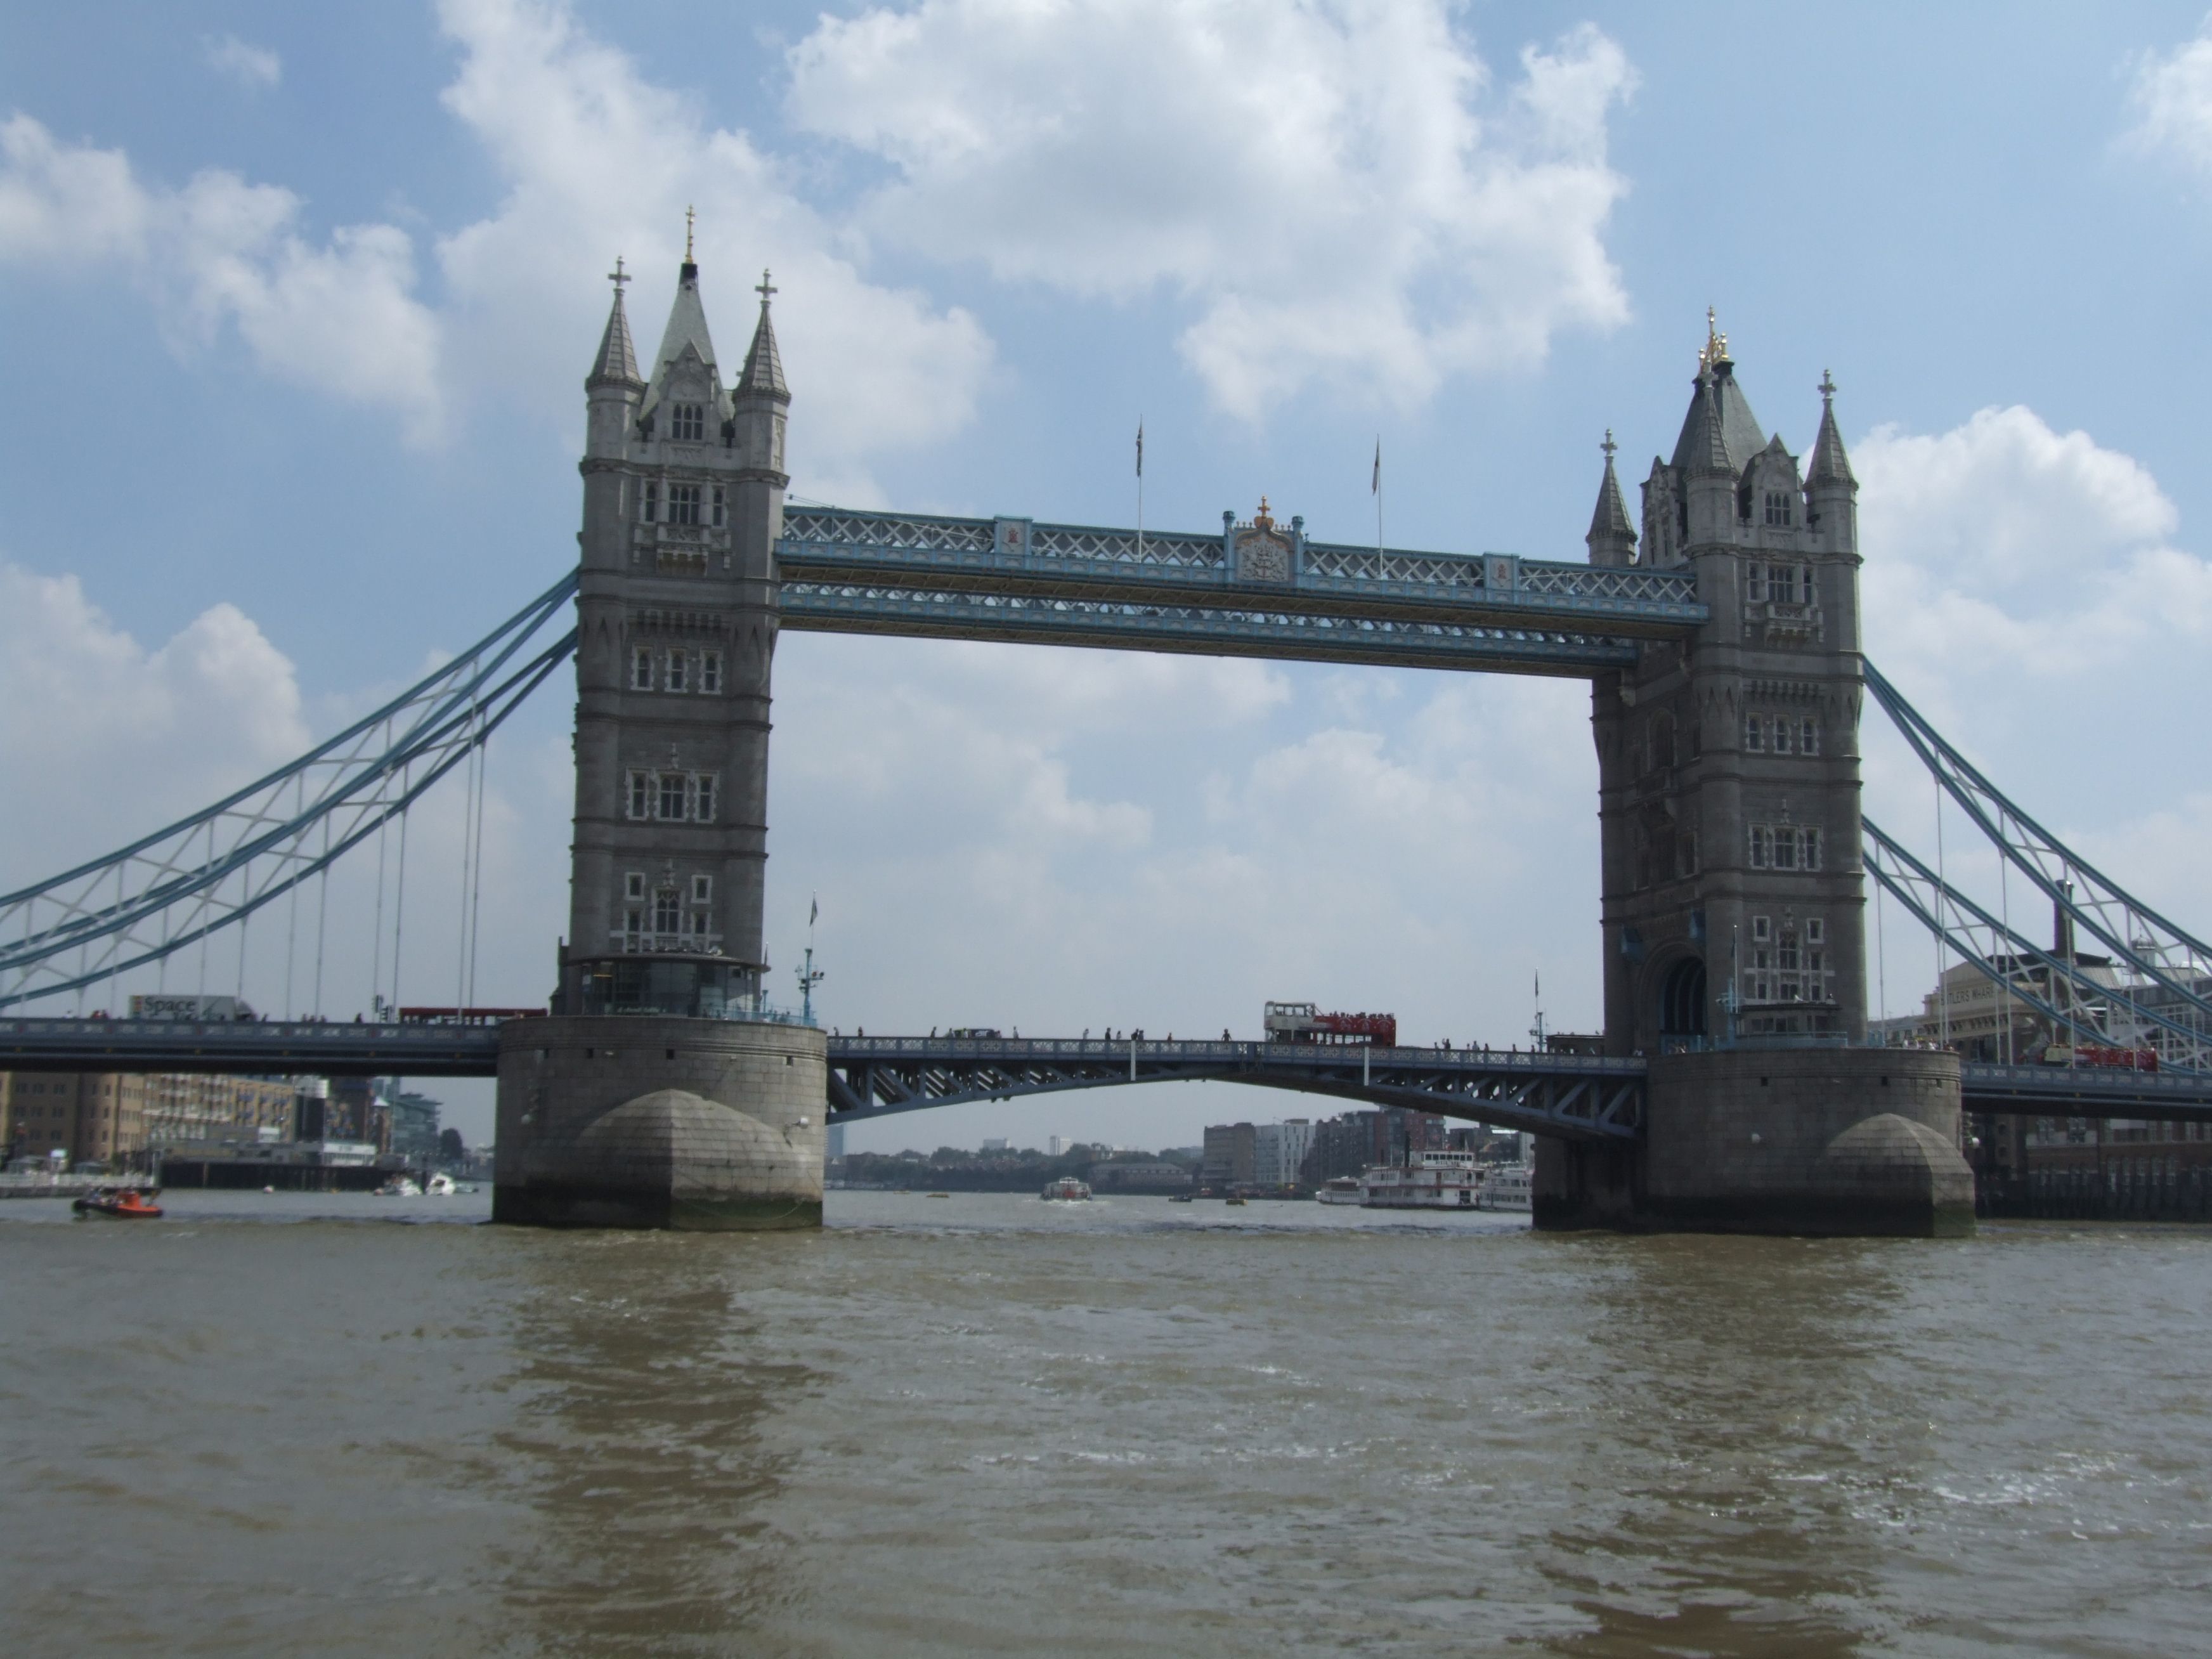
(1371, 438, 1381, 493)
(1136, 420, 1144, 478)
(809, 895, 818, 927)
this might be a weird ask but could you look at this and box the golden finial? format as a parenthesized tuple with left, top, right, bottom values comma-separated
(1254, 495, 1273, 530)
(684, 205, 696, 263)
(1698, 306, 1729, 370)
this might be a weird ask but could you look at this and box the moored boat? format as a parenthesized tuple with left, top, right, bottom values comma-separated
(1481, 1163, 1533, 1211)
(1041, 1176, 1092, 1201)
(73, 1186, 164, 1219)
(1361, 1151, 1483, 1209)
(1316, 1176, 1363, 1206)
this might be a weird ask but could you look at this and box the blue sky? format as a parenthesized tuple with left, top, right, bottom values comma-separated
(7, 1, 2212, 1146)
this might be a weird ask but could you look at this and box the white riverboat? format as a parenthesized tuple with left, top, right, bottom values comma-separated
(1483, 1163, 1533, 1211)
(1041, 1176, 1092, 1201)
(1361, 1151, 1484, 1209)
(1316, 1176, 1364, 1206)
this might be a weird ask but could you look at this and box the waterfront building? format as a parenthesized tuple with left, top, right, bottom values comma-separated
(1201, 1121, 1256, 1187)
(1087, 1160, 1192, 1192)
(2, 1072, 150, 1169)
(1251, 1119, 1314, 1188)
(387, 1090, 443, 1159)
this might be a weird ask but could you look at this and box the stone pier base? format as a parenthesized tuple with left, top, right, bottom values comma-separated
(1534, 1047, 1974, 1238)
(493, 1015, 827, 1230)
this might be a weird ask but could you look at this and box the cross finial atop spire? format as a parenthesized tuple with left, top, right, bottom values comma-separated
(608, 255, 628, 292)
(684, 205, 695, 263)
(1819, 368, 1837, 405)
(1601, 427, 1617, 464)
(756, 268, 777, 306)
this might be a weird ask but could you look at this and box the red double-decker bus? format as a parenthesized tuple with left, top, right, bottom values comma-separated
(1263, 1001, 1397, 1048)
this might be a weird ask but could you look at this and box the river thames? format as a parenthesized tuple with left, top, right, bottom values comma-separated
(1, 1191, 2206, 1655)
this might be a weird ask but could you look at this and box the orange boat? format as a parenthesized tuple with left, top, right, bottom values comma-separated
(73, 1186, 164, 1219)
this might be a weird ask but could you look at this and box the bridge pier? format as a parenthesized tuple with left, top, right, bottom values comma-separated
(1534, 1048, 1973, 1237)
(493, 1016, 826, 1230)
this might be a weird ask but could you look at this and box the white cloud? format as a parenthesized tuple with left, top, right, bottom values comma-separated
(0, 114, 444, 439)
(2126, 20, 2212, 174)
(1, 1, 996, 481)
(204, 34, 282, 90)
(0, 564, 309, 885)
(786, 1, 1636, 419)
(1852, 406, 2212, 985)
(430, 0, 993, 483)
(1856, 405, 2212, 695)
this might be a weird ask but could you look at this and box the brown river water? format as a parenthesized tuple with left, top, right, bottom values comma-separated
(1, 1190, 2208, 1656)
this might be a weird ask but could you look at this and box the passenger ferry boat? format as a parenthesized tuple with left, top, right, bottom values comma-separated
(1361, 1151, 1484, 1209)
(1040, 1176, 1092, 1201)
(1482, 1163, 1533, 1211)
(1316, 1176, 1364, 1206)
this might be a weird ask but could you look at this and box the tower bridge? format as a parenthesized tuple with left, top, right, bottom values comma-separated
(9, 256, 2212, 1235)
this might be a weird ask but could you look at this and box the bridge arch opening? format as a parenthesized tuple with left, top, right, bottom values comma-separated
(1658, 955, 1707, 1041)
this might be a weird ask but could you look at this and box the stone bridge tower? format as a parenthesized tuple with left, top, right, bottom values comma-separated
(1549, 318, 1972, 1235)
(1589, 319, 1868, 1055)
(493, 245, 826, 1232)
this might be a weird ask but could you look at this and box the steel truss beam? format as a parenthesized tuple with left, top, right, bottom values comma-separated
(823, 1036, 1646, 1143)
(777, 505, 1703, 675)
(0, 574, 579, 1011)
(779, 582, 1642, 676)
(1865, 661, 2212, 1035)
(1863, 818, 2212, 1068)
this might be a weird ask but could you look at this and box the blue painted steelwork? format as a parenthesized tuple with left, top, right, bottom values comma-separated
(1960, 1060, 2212, 1119)
(781, 582, 1644, 675)
(0, 573, 579, 1011)
(777, 505, 1705, 673)
(0, 1017, 505, 1076)
(824, 1034, 1646, 1142)
(1866, 661, 2212, 1032)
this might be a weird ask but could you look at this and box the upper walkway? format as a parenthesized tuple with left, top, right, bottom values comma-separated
(776, 507, 1705, 677)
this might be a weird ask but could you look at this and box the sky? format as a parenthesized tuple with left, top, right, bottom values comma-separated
(6, 1, 2212, 1149)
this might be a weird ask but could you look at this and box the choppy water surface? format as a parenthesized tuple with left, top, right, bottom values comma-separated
(2, 1190, 2208, 1656)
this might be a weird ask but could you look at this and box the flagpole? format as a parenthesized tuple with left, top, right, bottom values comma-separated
(1136, 417, 1145, 562)
(1372, 436, 1384, 570)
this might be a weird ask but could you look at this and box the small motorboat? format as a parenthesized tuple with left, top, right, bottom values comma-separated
(373, 1176, 422, 1197)
(1223, 1194, 1247, 1207)
(424, 1173, 458, 1197)
(73, 1186, 164, 1219)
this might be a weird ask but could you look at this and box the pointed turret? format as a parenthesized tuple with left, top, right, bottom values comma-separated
(1681, 365, 1734, 480)
(737, 270, 788, 399)
(587, 263, 644, 389)
(647, 260, 720, 389)
(1586, 430, 1637, 566)
(584, 259, 646, 462)
(732, 269, 790, 487)
(1670, 309, 1765, 475)
(1807, 370, 1855, 489)
(1807, 369, 1857, 554)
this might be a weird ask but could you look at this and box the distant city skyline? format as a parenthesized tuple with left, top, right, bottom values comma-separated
(8, 3, 2212, 1148)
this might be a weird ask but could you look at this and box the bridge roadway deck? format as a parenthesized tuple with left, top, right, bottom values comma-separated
(2, 1022, 2207, 1132)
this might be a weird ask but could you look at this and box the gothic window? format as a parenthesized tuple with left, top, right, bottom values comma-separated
(654, 888, 682, 934)
(625, 873, 646, 902)
(1772, 718, 1793, 757)
(1763, 491, 1793, 528)
(1752, 914, 1772, 943)
(690, 875, 712, 905)
(700, 651, 722, 694)
(695, 774, 717, 822)
(1750, 825, 1774, 869)
(668, 484, 701, 526)
(672, 403, 706, 442)
(1801, 828, 1823, 869)
(1747, 564, 1767, 603)
(1799, 717, 1820, 755)
(1806, 918, 1825, 945)
(627, 772, 650, 819)
(712, 486, 726, 528)
(631, 647, 654, 691)
(642, 481, 658, 523)
(665, 651, 688, 693)
(660, 774, 688, 820)
(1744, 714, 1766, 753)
